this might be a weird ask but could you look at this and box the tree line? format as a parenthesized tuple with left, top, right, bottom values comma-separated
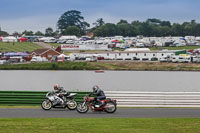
(1, 10, 200, 37)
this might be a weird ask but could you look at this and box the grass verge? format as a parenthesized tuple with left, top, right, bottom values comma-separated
(0, 118, 200, 133)
(89, 61, 200, 71)
(0, 42, 43, 52)
(150, 46, 200, 51)
(0, 62, 97, 70)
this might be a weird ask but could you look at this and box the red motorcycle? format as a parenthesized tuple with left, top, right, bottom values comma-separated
(76, 95, 117, 113)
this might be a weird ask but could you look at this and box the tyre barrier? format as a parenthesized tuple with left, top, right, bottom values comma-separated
(0, 91, 90, 105)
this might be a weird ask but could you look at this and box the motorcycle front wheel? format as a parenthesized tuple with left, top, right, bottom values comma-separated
(76, 102, 89, 113)
(41, 99, 53, 110)
(105, 101, 117, 113)
(66, 100, 77, 110)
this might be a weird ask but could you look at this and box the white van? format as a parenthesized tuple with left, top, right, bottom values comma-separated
(31, 56, 48, 62)
(0, 60, 8, 64)
(85, 55, 97, 62)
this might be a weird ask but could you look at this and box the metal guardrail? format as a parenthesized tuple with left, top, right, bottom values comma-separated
(105, 91, 200, 107)
(1, 91, 200, 107)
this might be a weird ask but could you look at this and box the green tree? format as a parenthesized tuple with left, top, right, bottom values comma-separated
(35, 31, 44, 36)
(117, 19, 128, 25)
(93, 18, 105, 27)
(57, 10, 90, 34)
(171, 23, 184, 36)
(0, 31, 9, 36)
(147, 18, 161, 24)
(92, 18, 200, 37)
(22, 30, 33, 36)
(12, 32, 21, 37)
(45, 27, 54, 37)
(94, 23, 116, 37)
(116, 23, 133, 37)
(157, 26, 171, 36)
(62, 26, 81, 36)
(160, 21, 171, 27)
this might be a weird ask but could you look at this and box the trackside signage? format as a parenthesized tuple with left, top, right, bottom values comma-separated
(61, 44, 111, 50)
(62, 45, 79, 48)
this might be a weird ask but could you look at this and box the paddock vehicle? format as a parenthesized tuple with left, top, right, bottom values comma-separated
(41, 91, 77, 110)
(76, 94, 117, 113)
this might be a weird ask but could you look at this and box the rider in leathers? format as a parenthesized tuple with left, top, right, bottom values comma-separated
(54, 84, 68, 105)
(91, 85, 106, 107)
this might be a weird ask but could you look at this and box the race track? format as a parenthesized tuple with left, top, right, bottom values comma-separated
(0, 108, 200, 118)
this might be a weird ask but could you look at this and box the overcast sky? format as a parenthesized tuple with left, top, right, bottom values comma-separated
(0, 0, 200, 33)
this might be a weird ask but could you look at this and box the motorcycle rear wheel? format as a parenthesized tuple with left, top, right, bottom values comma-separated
(76, 102, 89, 113)
(41, 99, 52, 110)
(105, 101, 117, 113)
(66, 100, 77, 110)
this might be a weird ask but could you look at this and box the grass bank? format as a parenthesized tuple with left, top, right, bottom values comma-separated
(2, 61, 200, 71)
(0, 118, 200, 133)
(0, 42, 42, 52)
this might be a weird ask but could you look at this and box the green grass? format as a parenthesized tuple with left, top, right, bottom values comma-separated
(112, 48, 125, 51)
(3, 61, 200, 71)
(0, 62, 97, 70)
(0, 42, 43, 52)
(47, 43, 60, 48)
(150, 46, 200, 51)
(0, 118, 200, 133)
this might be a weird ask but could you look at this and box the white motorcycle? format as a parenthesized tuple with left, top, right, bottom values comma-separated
(41, 91, 77, 110)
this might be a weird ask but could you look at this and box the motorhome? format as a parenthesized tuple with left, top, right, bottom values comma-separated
(172, 55, 191, 63)
(191, 56, 200, 63)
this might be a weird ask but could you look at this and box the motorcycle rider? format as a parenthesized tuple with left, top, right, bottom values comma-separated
(91, 85, 106, 108)
(54, 84, 68, 105)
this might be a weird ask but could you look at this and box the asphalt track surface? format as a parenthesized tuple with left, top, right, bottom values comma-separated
(0, 108, 200, 118)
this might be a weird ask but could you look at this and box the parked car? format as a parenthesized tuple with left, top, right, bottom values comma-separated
(160, 56, 171, 62)
(97, 56, 104, 60)
(44, 39, 57, 43)
(57, 40, 66, 44)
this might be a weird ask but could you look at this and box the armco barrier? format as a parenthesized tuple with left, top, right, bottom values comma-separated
(105, 91, 200, 107)
(1, 91, 200, 107)
(0, 91, 90, 105)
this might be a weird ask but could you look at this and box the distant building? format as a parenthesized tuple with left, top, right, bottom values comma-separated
(31, 48, 60, 61)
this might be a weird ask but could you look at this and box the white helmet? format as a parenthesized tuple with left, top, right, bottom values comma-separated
(93, 85, 99, 92)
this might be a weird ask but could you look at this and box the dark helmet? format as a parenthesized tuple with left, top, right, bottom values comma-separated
(54, 84, 60, 90)
(93, 85, 99, 92)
